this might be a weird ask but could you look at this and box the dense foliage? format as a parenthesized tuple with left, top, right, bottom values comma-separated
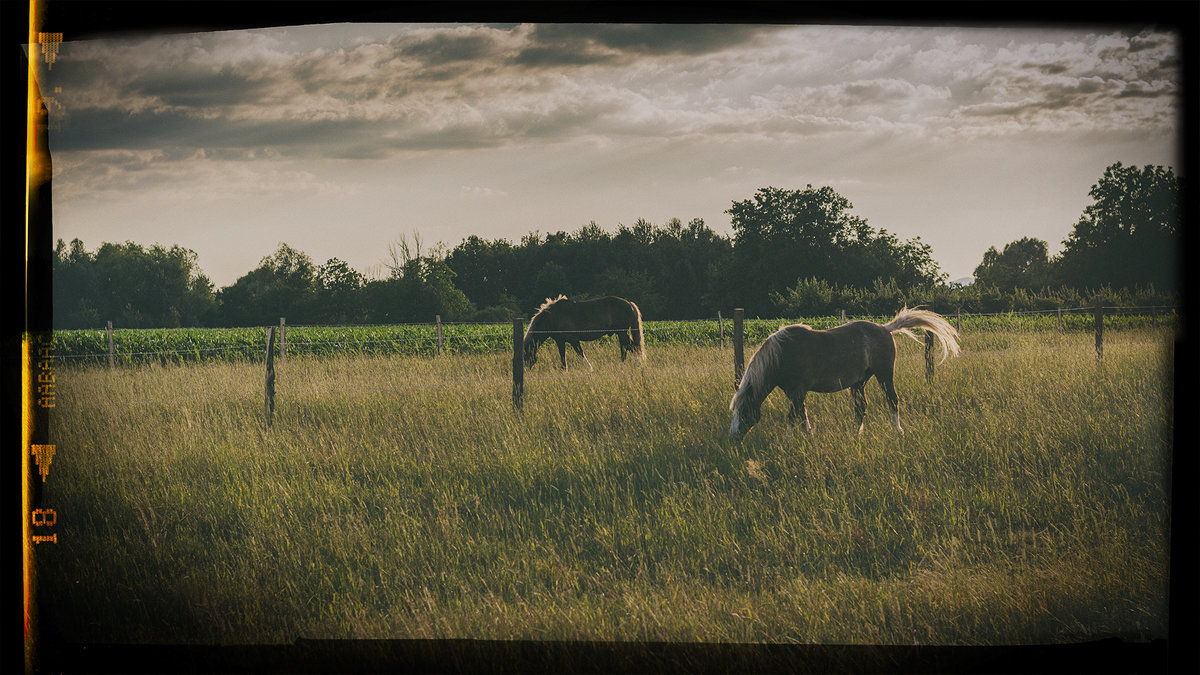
(446, 218, 732, 320)
(724, 185, 943, 312)
(51, 164, 1180, 329)
(52, 239, 218, 328)
(770, 277, 1176, 318)
(1057, 163, 1180, 291)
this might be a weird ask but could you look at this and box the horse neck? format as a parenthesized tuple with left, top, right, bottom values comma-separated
(528, 310, 555, 334)
(733, 360, 773, 412)
(735, 333, 786, 405)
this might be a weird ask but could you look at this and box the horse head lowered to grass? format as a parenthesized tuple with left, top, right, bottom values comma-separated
(729, 307, 960, 438)
(523, 295, 646, 370)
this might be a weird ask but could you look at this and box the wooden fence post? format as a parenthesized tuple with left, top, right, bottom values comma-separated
(841, 309, 846, 325)
(1094, 296, 1104, 361)
(733, 308, 745, 389)
(512, 318, 524, 411)
(925, 302, 936, 381)
(925, 328, 935, 382)
(264, 326, 276, 428)
(107, 320, 114, 368)
(436, 315, 443, 355)
(717, 311, 725, 349)
(279, 317, 286, 364)
(1057, 306, 1063, 332)
(956, 308, 961, 333)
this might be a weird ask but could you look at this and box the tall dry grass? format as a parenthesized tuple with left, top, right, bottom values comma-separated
(38, 327, 1172, 645)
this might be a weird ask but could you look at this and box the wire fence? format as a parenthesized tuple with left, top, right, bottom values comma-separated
(45, 304, 1179, 412)
(48, 304, 1181, 366)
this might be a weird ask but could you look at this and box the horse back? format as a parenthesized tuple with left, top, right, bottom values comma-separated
(774, 321, 894, 393)
(546, 296, 638, 338)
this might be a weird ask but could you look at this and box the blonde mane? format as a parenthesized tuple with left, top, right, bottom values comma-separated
(730, 325, 791, 412)
(525, 295, 568, 339)
(535, 294, 568, 314)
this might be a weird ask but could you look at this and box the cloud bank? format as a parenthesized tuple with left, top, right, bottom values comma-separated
(47, 24, 1178, 162)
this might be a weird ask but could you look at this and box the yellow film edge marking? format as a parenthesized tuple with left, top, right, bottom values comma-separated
(25, 0, 48, 670)
(21, 337, 34, 671)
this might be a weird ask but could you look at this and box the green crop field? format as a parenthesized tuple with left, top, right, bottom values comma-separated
(50, 309, 1174, 365)
(35, 323, 1172, 646)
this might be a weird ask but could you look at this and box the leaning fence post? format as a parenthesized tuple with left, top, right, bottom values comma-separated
(279, 317, 286, 364)
(264, 326, 276, 428)
(924, 302, 936, 382)
(436, 315, 443, 355)
(733, 308, 745, 389)
(717, 311, 725, 349)
(1094, 296, 1104, 361)
(512, 318, 524, 411)
(924, 328, 935, 382)
(107, 320, 114, 368)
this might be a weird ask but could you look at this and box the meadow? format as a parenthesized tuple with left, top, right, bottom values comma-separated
(36, 321, 1173, 646)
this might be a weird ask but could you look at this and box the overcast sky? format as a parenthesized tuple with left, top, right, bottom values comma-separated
(40, 20, 1181, 289)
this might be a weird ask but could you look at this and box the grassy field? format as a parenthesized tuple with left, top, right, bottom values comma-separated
(36, 325, 1173, 645)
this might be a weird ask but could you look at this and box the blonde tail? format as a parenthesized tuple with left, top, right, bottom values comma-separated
(882, 307, 961, 363)
(631, 301, 646, 363)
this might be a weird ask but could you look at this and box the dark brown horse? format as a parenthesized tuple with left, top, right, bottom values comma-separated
(729, 307, 960, 437)
(523, 295, 645, 370)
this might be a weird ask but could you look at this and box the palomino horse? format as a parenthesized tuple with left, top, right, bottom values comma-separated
(523, 295, 645, 370)
(729, 307, 960, 437)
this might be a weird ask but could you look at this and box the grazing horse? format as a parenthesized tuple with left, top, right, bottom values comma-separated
(729, 307, 960, 437)
(523, 295, 645, 370)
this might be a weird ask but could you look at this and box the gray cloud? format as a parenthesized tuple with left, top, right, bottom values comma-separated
(45, 23, 1180, 179)
(133, 67, 267, 108)
(510, 24, 774, 69)
(526, 24, 769, 57)
(400, 30, 504, 66)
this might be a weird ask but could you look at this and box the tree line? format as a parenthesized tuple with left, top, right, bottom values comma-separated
(51, 162, 1180, 329)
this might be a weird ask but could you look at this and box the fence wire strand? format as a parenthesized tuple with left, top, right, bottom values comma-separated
(49, 306, 1178, 409)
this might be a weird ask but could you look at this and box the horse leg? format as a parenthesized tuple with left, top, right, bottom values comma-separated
(571, 341, 593, 371)
(618, 332, 629, 362)
(786, 390, 813, 434)
(877, 374, 902, 433)
(556, 340, 568, 370)
(851, 381, 868, 434)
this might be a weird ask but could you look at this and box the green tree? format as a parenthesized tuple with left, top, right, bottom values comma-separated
(973, 237, 1052, 289)
(771, 277, 835, 316)
(217, 243, 318, 326)
(52, 238, 101, 328)
(445, 235, 519, 313)
(314, 258, 366, 324)
(1056, 163, 1180, 291)
(532, 261, 570, 303)
(728, 185, 942, 315)
(447, 218, 732, 320)
(363, 233, 470, 323)
(646, 217, 731, 319)
(52, 238, 217, 328)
